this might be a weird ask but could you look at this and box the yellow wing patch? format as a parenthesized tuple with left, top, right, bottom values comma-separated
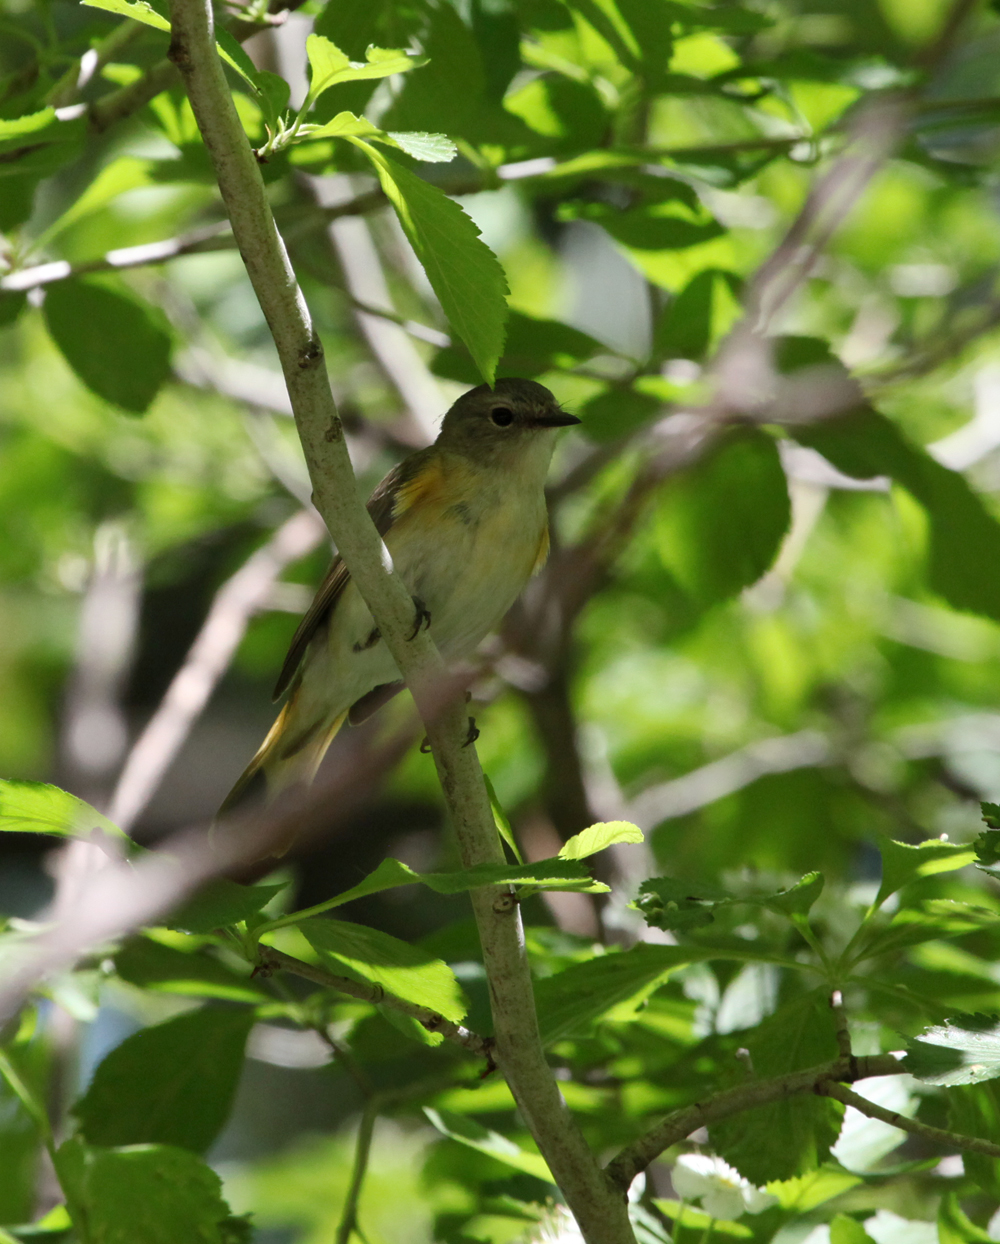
(393, 456, 449, 519)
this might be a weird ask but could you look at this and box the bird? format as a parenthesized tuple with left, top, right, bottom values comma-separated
(218, 377, 580, 819)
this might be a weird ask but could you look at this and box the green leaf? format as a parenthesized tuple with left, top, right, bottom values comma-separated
(938, 1191, 994, 1243)
(559, 821, 644, 861)
(766, 1166, 862, 1211)
(579, 387, 661, 443)
(788, 401, 1000, 625)
(903, 1014, 1000, 1086)
(948, 1082, 1000, 1198)
(982, 803, 1000, 831)
(0, 291, 27, 327)
(763, 871, 824, 917)
(710, 990, 844, 1183)
(484, 772, 523, 864)
(652, 427, 791, 608)
(81, 0, 169, 33)
(0, 779, 124, 841)
(855, 901, 999, 960)
(830, 1215, 877, 1244)
(635, 876, 729, 931)
(876, 838, 975, 907)
(432, 309, 602, 385)
(72, 1007, 254, 1152)
(298, 917, 468, 1021)
(653, 268, 741, 362)
(349, 142, 508, 384)
(43, 278, 172, 414)
(535, 943, 695, 1045)
(305, 36, 424, 106)
(386, 131, 457, 163)
(167, 879, 286, 934)
(651, 1201, 752, 1238)
(113, 937, 266, 1003)
(55, 1137, 243, 1244)
(423, 1108, 553, 1182)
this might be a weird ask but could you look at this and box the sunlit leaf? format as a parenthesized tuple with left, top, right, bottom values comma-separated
(876, 838, 975, 907)
(559, 821, 644, 861)
(904, 1014, 1000, 1086)
(0, 779, 124, 840)
(305, 35, 424, 106)
(423, 1107, 554, 1182)
(167, 880, 287, 934)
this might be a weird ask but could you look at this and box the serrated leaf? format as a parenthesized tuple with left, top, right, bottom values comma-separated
(559, 821, 644, 861)
(903, 1014, 1000, 1086)
(766, 1166, 862, 1211)
(55, 1137, 242, 1244)
(305, 35, 423, 106)
(44, 278, 172, 414)
(298, 917, 467, 1021)
(167, 880, 286, 934)
(982, 803, 1000, 831)
(635, 876, 732, 932)
(73, 1007, 254, 1152)
(876, 838, 975, 907)
(349, 142, 508, 384)
(535, 943, 695, 1045)
(710, 990, 844, 1184)
(0, 779, 124, 841)
(423, 1107, 553, 1182)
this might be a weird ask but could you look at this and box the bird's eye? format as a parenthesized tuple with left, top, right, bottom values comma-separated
(491, 406, 514, 427)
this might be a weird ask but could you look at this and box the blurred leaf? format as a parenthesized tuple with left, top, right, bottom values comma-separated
(432, 310, 601, 385)
(559, 821, 644, 860)
(790, 402, 1000, 625)
(637, 871, 822, 930)
(651, 1200, 752, 1238)
(710, 990, 844, 1183)
(653, 427, 791, 608)
(73, 1007, 253, 1153)
(579, 387, 661, 442)
(167, 879, 286, 934)
(351, 143, 508, 384)
(903, 1014, 1000, 1086)
(876, 838, 975, 906)
(830, 1216, 877, 1244)
(981, 803, 1000, 831)
(536, 943, 694, 1045)
(763, 872, 824, 917)
(938, 1191, 994, 1243)
(767, 1166, 862, 1210)
(653, 268, 741, 362)
(423, 1108, 554, 1182)
(299, 917, 468, 1021)
(43, 279, 172, 414)
(0, 780, 124, 841)
(857, 901, 999, 960)
(113, 938, 266, 1002)
(55, 1136, 246, 1244)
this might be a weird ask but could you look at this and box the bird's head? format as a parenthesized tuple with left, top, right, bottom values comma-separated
(437, 378, 580, 465)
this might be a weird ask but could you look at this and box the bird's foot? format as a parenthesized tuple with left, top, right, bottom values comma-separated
(463, 717, 480, 747)
(352, 626, 381, 653)
(408, 596, 431, 640)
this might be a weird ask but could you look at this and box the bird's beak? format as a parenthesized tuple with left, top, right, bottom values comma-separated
(534, 410, 581, 428)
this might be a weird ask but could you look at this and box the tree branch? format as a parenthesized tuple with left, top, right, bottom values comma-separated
(819, 1081, 1000, 1161)
(605, 1053, 905, 1191)
(165, 4, 632, 1239)
(259, 947, 490, 1057)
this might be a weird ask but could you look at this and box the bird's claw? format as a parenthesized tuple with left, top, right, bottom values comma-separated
(352, 626, 381, 653)
(463, 717, 480, 747)
(408, 596, 431, 641)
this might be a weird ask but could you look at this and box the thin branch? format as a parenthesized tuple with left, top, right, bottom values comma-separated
(820, 1081, 1000, 1161)
(604, 1053, 904, 1191)
(107, 508, 325, 833)
(259, 947, 490, 1057)
(165, 6, 631, 1240)
(337, 1097, 380, 1244)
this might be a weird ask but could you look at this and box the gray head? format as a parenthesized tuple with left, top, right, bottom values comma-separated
(437, 378, 580, 459)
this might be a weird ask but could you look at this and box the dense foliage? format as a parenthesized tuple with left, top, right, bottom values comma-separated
(5, 0, 1000, 1240)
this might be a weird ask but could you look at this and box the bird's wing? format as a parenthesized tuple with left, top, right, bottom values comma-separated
(272, 450, 431, 700)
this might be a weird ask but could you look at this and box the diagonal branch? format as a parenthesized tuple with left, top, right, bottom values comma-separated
(165, 4, 632, 1241)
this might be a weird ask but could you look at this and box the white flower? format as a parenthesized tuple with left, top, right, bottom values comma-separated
(524, 1206, 585, 1244)
(671, 1153, 776, 1220)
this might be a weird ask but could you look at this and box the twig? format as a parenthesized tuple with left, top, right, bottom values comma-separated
(604, 1053, 904, 1191)
(820, 1081, 1000, 1161)
(337, 1097, 379, 1244)
(258, 947, 490, 1057)
(165, 5, 632, 1240)
(107, 509, 325, 832)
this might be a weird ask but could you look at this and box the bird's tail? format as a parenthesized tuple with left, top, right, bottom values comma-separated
(217, 686, 347, 833)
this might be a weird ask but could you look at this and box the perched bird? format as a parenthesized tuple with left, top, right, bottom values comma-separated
(219, 378, 579, 816)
